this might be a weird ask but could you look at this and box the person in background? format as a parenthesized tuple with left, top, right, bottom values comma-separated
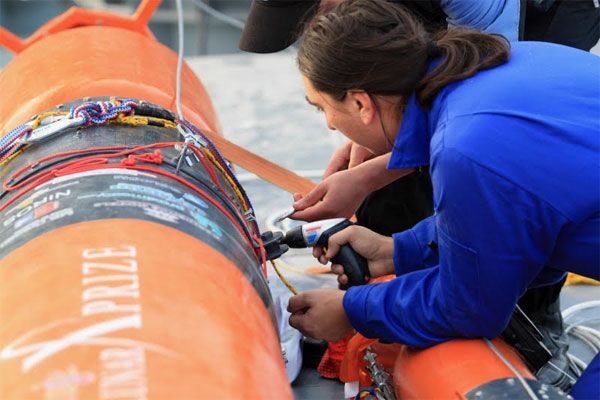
(239, 0, 599, 389)
(284, 1, 599, 398)
(524, 0, 600, 51)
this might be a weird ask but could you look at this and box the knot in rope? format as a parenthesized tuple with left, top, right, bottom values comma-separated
(121, 150, 164, 167)
(69, 99, 138, 128)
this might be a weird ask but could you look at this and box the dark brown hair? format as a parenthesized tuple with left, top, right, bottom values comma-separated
(298, 0, 510, 108)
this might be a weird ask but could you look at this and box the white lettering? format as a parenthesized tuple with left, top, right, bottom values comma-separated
(82, 278, 139, 301)
(82, 274, 139, 285)
(100, 347, 147, 400)
(0, 315, 142, 372)
(82, 260, 138, 275)
(82, 301, 142, 317)
(83, 246, 137, 259)
(32, 190, 71, 208)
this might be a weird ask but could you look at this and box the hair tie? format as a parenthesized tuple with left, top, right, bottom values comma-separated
(426, 41, 441, 59)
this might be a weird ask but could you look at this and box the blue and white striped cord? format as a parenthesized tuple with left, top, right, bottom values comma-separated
(1, 100, 139, 163)
(0, 124, 31, 160)
(0, 124, 30, 150)
(70, 100, 138, 127)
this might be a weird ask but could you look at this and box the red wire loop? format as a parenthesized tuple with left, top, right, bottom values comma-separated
(121, 149, 163, 166)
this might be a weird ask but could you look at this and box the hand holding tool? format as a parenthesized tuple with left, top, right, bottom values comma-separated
(262, 218, 370, 289)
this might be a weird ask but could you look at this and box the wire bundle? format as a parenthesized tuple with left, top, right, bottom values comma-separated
(178, 119, 258, 230)
(0, 99, 257, 236)
(0, 143, 264, 259)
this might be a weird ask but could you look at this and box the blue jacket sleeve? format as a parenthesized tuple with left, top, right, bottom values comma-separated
(440, 0, 522, 41)
(392, 215, 439, 276)
(343, 148, 567, 347)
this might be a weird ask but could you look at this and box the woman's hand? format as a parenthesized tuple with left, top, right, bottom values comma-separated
(291, 168, 371, 221)
(323, 141, 375, 179)
(313, 225, 395, 286)
(290, 153, 413, 222)
(287, 288, 353, 341)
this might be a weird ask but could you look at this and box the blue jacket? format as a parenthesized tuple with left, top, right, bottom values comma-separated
(441, 0, 522, 41)
(343, 42, 600, 347)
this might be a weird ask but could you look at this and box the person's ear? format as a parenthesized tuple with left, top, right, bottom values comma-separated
(347, 91, 376, 125)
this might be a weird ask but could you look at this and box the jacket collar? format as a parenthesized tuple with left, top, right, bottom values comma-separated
(388, 93, 434, 169)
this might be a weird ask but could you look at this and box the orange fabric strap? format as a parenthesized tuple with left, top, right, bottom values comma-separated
(203, 130, 317, 195)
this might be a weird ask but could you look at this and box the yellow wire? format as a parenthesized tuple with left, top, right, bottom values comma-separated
(271, 260, 299, 295)
(115, 118, 250, 213)
(113, 114, 177, 129)
(202, 148, 249, 210)
(31, 111, 68, 129)
(29, 109, 177, 132)
(0, 148, 25, 168)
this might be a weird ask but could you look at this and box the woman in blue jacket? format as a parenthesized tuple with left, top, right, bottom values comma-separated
(286, 0, 600, 397)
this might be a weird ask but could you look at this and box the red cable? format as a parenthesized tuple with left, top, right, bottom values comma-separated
(188, 145, 239, 210)
(4, 143, 178, 191)
(254, 233, 268, 276)
(4, 145, 127, 191)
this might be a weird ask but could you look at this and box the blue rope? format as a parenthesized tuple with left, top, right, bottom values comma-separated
(70, 99, 138, 127)
(0, 143, 16, 157)
(0, 124, 30, 149)
(0, 124, 32, 164)
(1, 99, 138, 164)
(0, 143, 24, 159)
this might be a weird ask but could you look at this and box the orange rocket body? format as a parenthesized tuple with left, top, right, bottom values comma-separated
(0, 2, 292, 399)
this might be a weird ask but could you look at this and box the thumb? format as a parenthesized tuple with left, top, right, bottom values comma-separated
(293, 183, 327, 210)
(325, 227, 354, 259)
(348, 144, 372, 169)
(323, 162, 343, 179)
(323, 142, 352, 179)
(287, 292, 311, 313)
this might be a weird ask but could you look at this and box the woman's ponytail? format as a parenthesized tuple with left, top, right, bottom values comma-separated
(298, 0, 510, 109)
(416, 30, 510, 108)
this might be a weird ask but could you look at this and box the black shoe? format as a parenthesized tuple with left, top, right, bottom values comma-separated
(505, 277, 577, 391)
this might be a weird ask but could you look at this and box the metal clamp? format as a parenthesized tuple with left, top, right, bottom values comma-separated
(23, 116, 85, 143)
(177, 124, 208, 148)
